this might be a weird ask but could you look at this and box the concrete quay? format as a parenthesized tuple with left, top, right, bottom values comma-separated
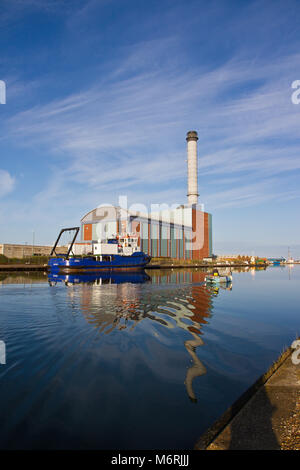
(0, 262, 266, 272)
(147, 263, 265, 269)
(195, 343, 300, 450)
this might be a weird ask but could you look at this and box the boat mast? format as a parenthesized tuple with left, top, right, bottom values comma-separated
(50, 227, 80, 259)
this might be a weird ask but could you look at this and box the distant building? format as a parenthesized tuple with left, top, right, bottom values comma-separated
(0, 243, 67, 259)
(217, 254, 250, 259)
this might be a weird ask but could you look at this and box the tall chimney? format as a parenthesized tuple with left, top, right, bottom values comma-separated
(186, 130, 199, 205)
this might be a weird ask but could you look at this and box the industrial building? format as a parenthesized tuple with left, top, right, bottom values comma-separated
(79, 131, 212, 260)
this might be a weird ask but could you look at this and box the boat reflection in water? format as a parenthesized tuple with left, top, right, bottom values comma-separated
(48, 270, 151, 286)
(48, 269, 232, 403)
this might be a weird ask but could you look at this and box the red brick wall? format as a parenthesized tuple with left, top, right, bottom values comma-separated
(191, 210, 210, 260)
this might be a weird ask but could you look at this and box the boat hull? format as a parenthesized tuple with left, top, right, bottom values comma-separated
(48, 252, 151, 273)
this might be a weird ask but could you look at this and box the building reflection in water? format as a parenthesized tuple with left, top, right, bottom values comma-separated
(48, 268, 232, 402)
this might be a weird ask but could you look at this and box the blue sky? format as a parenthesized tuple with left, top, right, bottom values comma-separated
(0, 0, 300, 257)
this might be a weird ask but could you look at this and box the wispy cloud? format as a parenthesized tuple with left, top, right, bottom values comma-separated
(1, 0, 300, 245)
(205, 178, 300, 209)
(0, 170, 15, 198)
(4, 46, 300, 212)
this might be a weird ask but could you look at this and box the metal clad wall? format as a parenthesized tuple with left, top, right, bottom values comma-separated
(92, 221, 117, 241)
(178, 228, 183, 259)
(148, 222, 151, 255)
(161, 225, 168, 257)
(141, 222, 149, 254)
(108, 221, 117, 239)
(80, 206, 211, 259)
(158, 222, 161, 257)
(170, 226, 176, 258)
(80, 208, 211, 259)
(185, 228, 192, 259)
(92, 223, 98, 241)
(151, 224, 158, 257)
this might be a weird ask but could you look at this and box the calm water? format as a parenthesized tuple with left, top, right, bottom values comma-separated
(0, 266, 299, 449)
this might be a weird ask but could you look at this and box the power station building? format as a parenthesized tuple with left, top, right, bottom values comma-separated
(80, 131, 212, 260)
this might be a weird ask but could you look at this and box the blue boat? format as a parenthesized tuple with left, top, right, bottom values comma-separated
(48, 227, 151, 273)
(267, 257, 285, 266)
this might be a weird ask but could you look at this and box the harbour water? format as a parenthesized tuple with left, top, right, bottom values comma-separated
(0, 266, 299, 449)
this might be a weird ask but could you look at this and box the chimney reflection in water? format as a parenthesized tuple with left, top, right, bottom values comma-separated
(59, 270, 232, 402)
